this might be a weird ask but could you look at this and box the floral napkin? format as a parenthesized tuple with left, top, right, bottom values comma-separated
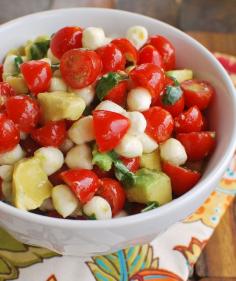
(0, 53, 235, 281)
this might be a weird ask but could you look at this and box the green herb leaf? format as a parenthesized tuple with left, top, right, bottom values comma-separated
(165, 74, 180, 86)
(86, 214, 97, 220)
(14, 56, 23, 74)
(30, 40, 50, 60)
(92, 146, 113, 172)
(141, 201, 159, 213)
(162, 85, 183, 106)
(96, 72, 128, 101)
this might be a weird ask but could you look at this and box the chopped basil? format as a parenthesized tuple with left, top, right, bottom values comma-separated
(141, 201, 159, 213)
(162, 85, 183, 106)
(14, 56, 23, 73)
(30, 40, 50, 60)
(165, 75, 180, 86)
(95, 72, 128, 101)
(86, 214, 96, 220)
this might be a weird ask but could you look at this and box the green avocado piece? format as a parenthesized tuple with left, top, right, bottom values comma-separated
(140, 149, 162, 171)
(92, 147, 113, 172)
(166, 69, 193, 83)
(126, 168, 172, 205)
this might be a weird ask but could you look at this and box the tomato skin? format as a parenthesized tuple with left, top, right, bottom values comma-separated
(174, 106, 203, 134)
(138, 45, 163, 68)
(96, 43, 125, 73)
(97, 178, 126, 216)
(181, 80, 214, 110)
(48, 164, 68, 186)
(146, 35, 176, 70)
(93, 110, 130, 152)
(20, 61, 52, 95)
(0, 113, 20, 153)
(104, 81, 128, 106)
(60, 49, 102, 89)
(143, 106, 174, 143)
(162, 162, 201, 197)
(111, 38, 138, 64)
(0, 64, 3, 82)
(176, 132, 216, 161)
(20, 136, 40, 157)
(50, 26, 83, 59)
(0, 82, 16, 110)
(60, 169, 99, 204)
(129, 63, 165, 98)
(120, 156, 140, 172)
(93, 165, 114, 178)
(6, 96, 40, 133)
(31, 120, 66, 147)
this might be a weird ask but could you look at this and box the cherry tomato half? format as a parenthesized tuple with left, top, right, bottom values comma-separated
(6, 95, 40, 133)
(0, 113, 20, 153)
(0, 64, 3, 82)
(93, 110, 130, 152)
(174, 106, 203, 134)
(0, 82, 16, 110)
(143, 106, 174, 143)
(138, 45, 163, 68)
(104, 80, 128, 106)
(20, 61, 52, 95)
(181, 79, 214, 110)
(146, 35, 176, 70)
(96, 43, 125, 74)
(120, 156, 140, 173)
(31, 120, 66, 147)
(97, 178, 126, 216)
(162, 162, 201, 197)
(50, 26, 83, 59)
(60, 49, 102, 89)
(112, 38, 138, 64)
(176, 131, 216, 161)
(60, 169, 99, 204)
(130, 63, 165, 98)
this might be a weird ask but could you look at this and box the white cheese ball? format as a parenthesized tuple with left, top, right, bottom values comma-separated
(0, 145, 25, 165)
(160, 138, 187, 166)
(126, 25, 148, 49)
(127, 111, 147, 135)
(40, 58, 51, 66)
(127, 87, 152, 112)
(82, 27, 107, 50)
(2, 181, 12, 203)
(49, 77, 67, 92)
(47, 48, 60, 64)
(0, 165, 13, 182)
(52, 184, 79, 218)
(34, 147, 64, 176)
(65, 144, 93, 170)
(95, 100, 126, 115)
(69, 85, 95, 106)
(68, 116, 94, 145)
(83, 196, 112, 220)
(60, 138, 74, 153)
(115, 134, 143, 158)
(138, 133, 158, 153)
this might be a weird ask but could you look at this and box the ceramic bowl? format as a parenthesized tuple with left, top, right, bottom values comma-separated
(0, 8, 235, 257)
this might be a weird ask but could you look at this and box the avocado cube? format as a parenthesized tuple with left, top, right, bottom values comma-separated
(140, 149, 161, 171)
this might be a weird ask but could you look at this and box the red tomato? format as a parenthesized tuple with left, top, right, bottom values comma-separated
(176, 132, 216, 161)
(97, 178, 126, 216)
(60, 169, 99, 204)
(138, 45, 163, 68)
(60, 49, 102, 89)
(120, 156, 140, 172)
(146, 35, 176, 70)
(181, 79, 214, 110)
(0, 82, 16, 110)
(93, 110, 130, 152)
(96, 43, 125, 73)
(104, 81, 128, 106)
(20, 136, 40, 157)
(6, 96, 40, 133)
(143, 106, 174, 143)
(31, 120, 66, 147)
(93, 165, 114, 178)
(48, 164, 68, 186)
(111, 38, 138, 64)
(0, 64, 3, 82)
(50, 26, 83, 59)
(20, 61, 52, 95)
(129, 63, 165, 98)
(162, 162, 201, 196)
(0, 113, 20, 153)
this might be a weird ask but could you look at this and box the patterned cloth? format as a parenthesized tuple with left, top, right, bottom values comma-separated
(0, 53, 235, 281)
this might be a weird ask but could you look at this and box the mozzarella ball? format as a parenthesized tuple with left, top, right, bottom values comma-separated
(0, 145, 25, 165)
(127, 87, 152, 112)
(126, 25, 148, 49)
(127, 111, 147, 135)
(65, 144, 93, 170)
(40, 58, 51, 65)
(160, 138, 187, 166)
(52, 184, 79, 218)
(115, 134, 143, 158)
(47, 48, 60, 64)
(34, 147, 64, 176)
(68, 116, 94, 145)
(82, 27, 107, 50)
(83, 196, 112, 220)
(39, 198, 54, 211)
(69, 85, 95, 106)
(2, 181, 12, 203)
(53, 69, 62, 78)
(138, 133, 158, 153)
(0, 165, 13, 182)
(60, 138, 74, 153)
(3, 55, 17, 76)
(49, 77, 67, 92)
(95, 100, 126, 115)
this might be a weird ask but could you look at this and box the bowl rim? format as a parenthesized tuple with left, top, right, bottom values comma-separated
(0, 7, 236, 229)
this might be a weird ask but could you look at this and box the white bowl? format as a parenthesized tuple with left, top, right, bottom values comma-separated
(0, 8, 235, 257)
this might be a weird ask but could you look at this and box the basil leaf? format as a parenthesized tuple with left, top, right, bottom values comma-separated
(165, 75, 180, 86)
(96, 72, 128, 101)
(14, 56, 23, 73)
(30, 40, 50, 60)
(162, 85, 183, 106)
(141, 201, 159, 213)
